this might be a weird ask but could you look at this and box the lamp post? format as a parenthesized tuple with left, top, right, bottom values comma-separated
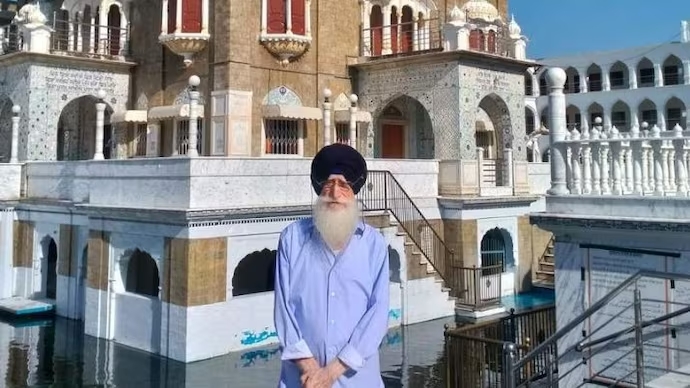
(322, 88, 332, 147)
(187, 75, 201, 157)
(93, 90, 106, 160)
(349, 94, 358, 149)
(9, 105, 20, 163)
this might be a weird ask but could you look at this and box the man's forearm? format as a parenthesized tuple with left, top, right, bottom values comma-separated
(326, 358, 348, 378)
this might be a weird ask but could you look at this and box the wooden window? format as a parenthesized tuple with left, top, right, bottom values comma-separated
(487, 30, 496, 53)
(469, 29, 482, 50)
(267, 0, 286, 33)
(370, 6, 383, 56)
(182, 0, 202, 33)
(291, 0, 305, 35)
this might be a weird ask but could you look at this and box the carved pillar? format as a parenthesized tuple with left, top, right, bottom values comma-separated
(349, 94, 358, 149)
(187, 75, 201, 157)
(546, 67, 569, 195)
(323, 88, 332, 147)
(93, 90, 106, 160)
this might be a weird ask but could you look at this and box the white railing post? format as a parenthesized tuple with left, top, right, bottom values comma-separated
(477, 147, 484, 189)
(546, 67, 569, 195)
(651, 126, 664, 196)
(610, 127, 623, 195)
(349, 93, 358, 149)
(323, 88, 332, 147)
(631, 125, 644, 195)
(590, 128, 602, 195)
(581, 129, 592, 194)
(600, 132, 611, 195)
(93, 90, 106, 160)
(570, 129, 581, 194)
(9, 105, 20, 163)
(674, 124, 688, 196)
(503, 148, 513, 187)
(187, 75, 201, 157)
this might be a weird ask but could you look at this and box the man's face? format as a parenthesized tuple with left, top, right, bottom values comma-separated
(319, 174, 355, 208)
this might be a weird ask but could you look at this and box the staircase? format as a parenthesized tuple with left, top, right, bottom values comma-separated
(534, 237, 555, 288)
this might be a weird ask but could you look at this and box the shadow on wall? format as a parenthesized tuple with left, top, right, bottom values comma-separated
(389, 245, 401, 283)
(233, 249, 277, 296)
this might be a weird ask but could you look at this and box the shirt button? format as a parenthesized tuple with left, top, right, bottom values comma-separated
(330, 292, 336, 297)
(330, 320, 335, 325)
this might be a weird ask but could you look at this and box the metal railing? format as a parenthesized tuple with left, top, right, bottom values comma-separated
(503, 270, 690, 388)
(360, 18, 442, 58)
(0, 25, 23, 55)
(358, 170, 454, 291)
(446, 305, 556, 388)
(450, 264, 502, 310)
(51, 19, 129, 58)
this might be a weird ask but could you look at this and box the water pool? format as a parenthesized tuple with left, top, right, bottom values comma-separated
(501, 287, 555, 312)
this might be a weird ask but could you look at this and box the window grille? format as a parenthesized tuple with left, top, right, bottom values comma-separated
(265, 119, 300, 155)
(335, 123, 349, 144)
(177, 119, 203, 155)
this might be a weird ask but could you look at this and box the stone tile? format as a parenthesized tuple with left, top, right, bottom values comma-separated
(87, 230, 110, 291)
(12, 221, 33, 268)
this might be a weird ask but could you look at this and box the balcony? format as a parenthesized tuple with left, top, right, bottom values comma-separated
(360, 17, 443, 59)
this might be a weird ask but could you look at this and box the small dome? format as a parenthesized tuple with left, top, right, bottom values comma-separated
(508, 14, 521, 36)
(449, 5, 465, 22)
(462, 0, 499, 22)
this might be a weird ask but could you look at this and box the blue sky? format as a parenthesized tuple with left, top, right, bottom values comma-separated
(510, 0, 689, 59)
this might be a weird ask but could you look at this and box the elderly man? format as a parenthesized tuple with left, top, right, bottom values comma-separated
(273, 143, 390, 388)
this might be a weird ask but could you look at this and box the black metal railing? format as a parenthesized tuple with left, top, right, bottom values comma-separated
(450, 265, 502, 310)
(1, 25, 23, 55)
(445, 305, 557, 388)
(358, 170, 453, 289)
(51, 19, 129, 58)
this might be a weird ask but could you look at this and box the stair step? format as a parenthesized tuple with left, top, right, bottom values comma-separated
(532, 280, 554, 289)
(537, 270, 554, 276)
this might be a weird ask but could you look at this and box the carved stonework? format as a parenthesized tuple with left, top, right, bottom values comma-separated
(159, 34, 210, 67)
(259, 35, 311, 67)
(14, 2, 47, 25)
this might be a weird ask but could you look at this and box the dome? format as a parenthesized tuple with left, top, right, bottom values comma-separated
(508, 14, 521, 36)
(462, 0, 499, 22)
(449, 5, 465, 22)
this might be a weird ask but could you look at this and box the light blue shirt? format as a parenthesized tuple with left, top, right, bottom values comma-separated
(273, 218, 390, 388)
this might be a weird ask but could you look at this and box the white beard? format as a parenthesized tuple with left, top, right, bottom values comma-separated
(313, 196, 360, 251)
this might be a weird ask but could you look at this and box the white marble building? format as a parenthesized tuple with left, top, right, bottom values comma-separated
(527, 66, 690, 387)
(524, 20, 690, 163)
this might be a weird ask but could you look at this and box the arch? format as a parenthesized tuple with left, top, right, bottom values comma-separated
(124, 249, 160, 297)
(638, 99, 658, 127)
(370, 5, 383, 56)
(476, 93, 512, 159)
(609, 61, 629, 90)
(480, 228, 514, 273)
(106, 4, 121, 56)
(487, 30, 497, 53)
(54, 8, 70, 51)
(538, 71, 548, 95)
(566, 104, 581, 130)
(57, 95, 114, 160)
(388, 245, 401, 283)
(540, 106, 549, 129)
(390, 6, 398, 53)
(564, 67, 580, 94)
(400, 6, 414, 53)
(586, 64, 603, 92)
(232, 248, 276, 296)
(610, 100, 631, 131)
(587, 102, 604, 127)
(524, 72, 533, 96)
(41, 236, 58, 300)
(262, 86, 302, 106)
(0, 96, 15, 163)
(637, 57, 655, 87)
(82, 5, 93, 54)
(375, 94, 433, 159)
(525, 106, 535, 136)
(469, 29, 485, 51)
(665, 96, 687, 129)
(662, 54, 682, 86)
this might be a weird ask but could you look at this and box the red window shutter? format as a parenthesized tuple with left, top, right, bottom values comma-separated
(267, 0, 286, 34)
(469, 30, 481, 50)
(167, 0, 177, 33)
(370, 6, 383, 56)
(291, 0, 305, 35)
(181, 0, 202, 33)
(488, 31, 496, 53)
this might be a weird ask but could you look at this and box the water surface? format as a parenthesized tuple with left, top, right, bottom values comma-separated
(0, 316, 451, 388)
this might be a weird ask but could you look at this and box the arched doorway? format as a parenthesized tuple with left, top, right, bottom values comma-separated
(124, 249, 160, 297)
(57, 95, 113, 160)
(41, 236, 58, 300)
(376, 95, 434, 159)
(369, 5, 383, 56)
(232, 248, 276, 296)
(480, 228, 515, 297)
(476, 94, 512, 186)
(0, 96, 15, 162)
(107, 4, 121, 56)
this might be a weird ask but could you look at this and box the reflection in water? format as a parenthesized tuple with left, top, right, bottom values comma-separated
(0, 316, 451, 387)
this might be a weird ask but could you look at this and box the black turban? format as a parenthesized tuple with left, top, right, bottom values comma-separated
(311, 144, 368, 195)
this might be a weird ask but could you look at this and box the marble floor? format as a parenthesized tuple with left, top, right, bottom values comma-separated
(0, 315, 454, 388)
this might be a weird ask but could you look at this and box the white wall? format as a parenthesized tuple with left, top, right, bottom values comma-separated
(0, 164, 21, 200)
(0, 209, 14, 298)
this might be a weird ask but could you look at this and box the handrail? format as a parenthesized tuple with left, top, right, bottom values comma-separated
(513, 270, 690, 370)
(576, 304, 690, 352)
(359, 170, 453, 285)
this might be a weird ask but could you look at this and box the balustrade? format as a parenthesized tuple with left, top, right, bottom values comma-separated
(557, 123, 690, 197)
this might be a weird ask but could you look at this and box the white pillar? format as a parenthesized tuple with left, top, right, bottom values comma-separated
(175, 0, 183, 33)
(119, 10, 127, 56)
(503, 148, 513, 187)
(9, 105, 20, 163)
(349, 94, 358, 149)
(187, 75, 200, 157)
(654, 63, 664, 87)
(202, 0, 209, 33)
(322, 88, 332, 147)
(628, 65, 638, 89)
(93, 90, 106, 160)
(305, 0, 312, 36)
(171, 120, 179, 155)
(546, 67, 569, 195)
(476, 147, 484, 189)
(286, 0, 292, 33)
(578, 68, 588, 93)
(683, 60, 690, 85)
(161, 0, 169, 34)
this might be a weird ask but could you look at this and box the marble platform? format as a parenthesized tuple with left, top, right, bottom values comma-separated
(0, 297, 55, 316)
